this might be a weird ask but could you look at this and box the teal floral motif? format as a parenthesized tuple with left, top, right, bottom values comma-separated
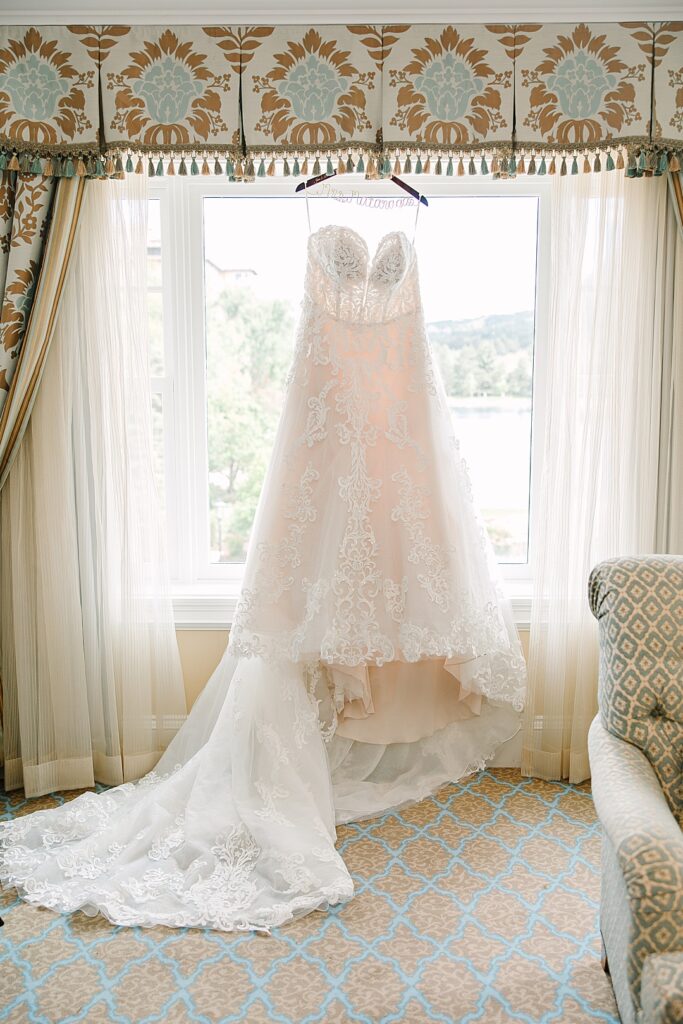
(545, 49, 617, 119)
(253, 29, 372, 146)
(521, 24, 644, 145)
(131, 55, 202, 125)
(414, 52, 484, 122)
(0, 28, 94, 145)
(389, 27, 507, 145)
(107, 30, 230, 146)
(279, 53, 345, 122)
(0, 53, 69, 122)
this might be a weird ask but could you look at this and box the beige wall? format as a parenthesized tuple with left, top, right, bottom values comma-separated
(176, 628, 531, 710)
(176, 630, 229, 709)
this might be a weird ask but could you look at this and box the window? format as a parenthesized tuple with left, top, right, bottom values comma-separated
(148, 177, 549, 626)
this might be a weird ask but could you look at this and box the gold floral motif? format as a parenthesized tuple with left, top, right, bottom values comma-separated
(643, 22, 683, 140)
(252, 29, 375, 146)
(670, 67, 683, 134)
(388, 27, 510, 145)
(622, 21, 683, 68)
(486, 24, 542, 61)
(347, 25, 410, 70)
(1, 259, 39, 358)
(0, 173, 13, 254)
(2, 174, 51, 250)
(106, 29, 231, 146)
(0, 173, 52, 397)
(521, 24, 646, 145)
(68, 25, 131, 65)
(0, 27, 94, 145)
(204, 25, 274, 75)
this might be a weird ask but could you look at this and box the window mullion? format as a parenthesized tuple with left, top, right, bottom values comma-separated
(525, 182, 551, 595)
(186, 182, 214, 586)
(165, 178, 196, 586)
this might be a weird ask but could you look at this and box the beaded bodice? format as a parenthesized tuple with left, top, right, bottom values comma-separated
(305, 225, 420, 323)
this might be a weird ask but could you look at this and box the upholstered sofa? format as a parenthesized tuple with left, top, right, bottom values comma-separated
(588, 556, 683, 1024)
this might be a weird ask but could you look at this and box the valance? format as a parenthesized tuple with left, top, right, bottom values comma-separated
(1, 21, 681, 179)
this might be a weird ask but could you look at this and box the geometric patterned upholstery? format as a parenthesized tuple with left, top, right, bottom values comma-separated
(619, 830, 683, 1010)
(589, 717, 683, 1021)
(589, 556, 683, 825)
(588, 556, 683, 1024)
(641, 952, 683, 1024)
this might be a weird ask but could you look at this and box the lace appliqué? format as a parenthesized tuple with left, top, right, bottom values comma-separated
(120, 825, 262, 927)
(232, 461, 319, 628)
(299, 379, 337, 447)
(391, 467, 451, 613)
(385, 400, 427, 468)
(323, 369, 393, 666)
(149, 817, 185, 861)
(383, 576, 408, 623)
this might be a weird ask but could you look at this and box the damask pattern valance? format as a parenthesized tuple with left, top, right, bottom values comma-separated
(1, 21, 682, 178)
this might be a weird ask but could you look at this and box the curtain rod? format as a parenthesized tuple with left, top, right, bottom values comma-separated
(2, 7, 682, 25)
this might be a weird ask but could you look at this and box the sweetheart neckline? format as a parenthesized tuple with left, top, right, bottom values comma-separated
(307, 225, 417, 296)
(308, 224, 415, 266)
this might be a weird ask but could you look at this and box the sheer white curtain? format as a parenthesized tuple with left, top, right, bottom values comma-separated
(658, 174, 683, 554)
(522, 169, 672, 784)
(1, 174, 186, 797)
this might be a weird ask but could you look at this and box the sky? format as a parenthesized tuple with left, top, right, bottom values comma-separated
(202, 193, 539, 323)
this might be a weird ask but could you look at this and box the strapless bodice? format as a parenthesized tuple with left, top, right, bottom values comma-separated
(305, 225, 421, 324)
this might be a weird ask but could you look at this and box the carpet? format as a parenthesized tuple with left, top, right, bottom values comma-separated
(0, 769, 619, 1023)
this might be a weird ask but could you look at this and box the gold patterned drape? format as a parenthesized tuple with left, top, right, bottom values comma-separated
(0, 173, 55, 409)
(0, 22, 682, 179)
(0, 173, 84, 735)
(0, 175, 84, 490)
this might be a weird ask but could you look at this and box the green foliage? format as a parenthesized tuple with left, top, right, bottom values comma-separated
(427, 310, 534, 399)
(506, 355, 533, 398)
(206, 286, 293, 561)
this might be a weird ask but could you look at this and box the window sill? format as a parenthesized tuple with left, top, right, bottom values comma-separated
(172, 583, 532, 631)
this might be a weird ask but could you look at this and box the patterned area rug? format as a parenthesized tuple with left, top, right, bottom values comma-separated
(0, 769, 619, 1023)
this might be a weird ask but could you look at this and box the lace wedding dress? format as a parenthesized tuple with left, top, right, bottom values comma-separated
(0, 225, 526, 931)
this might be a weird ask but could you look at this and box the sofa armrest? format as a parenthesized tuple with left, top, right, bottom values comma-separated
(589, 716, 683, 1014)
(589, 717, 683, 909)
(641, 953, 683, 1024)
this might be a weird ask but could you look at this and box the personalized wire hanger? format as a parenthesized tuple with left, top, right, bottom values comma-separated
(295, 169, 428, 239)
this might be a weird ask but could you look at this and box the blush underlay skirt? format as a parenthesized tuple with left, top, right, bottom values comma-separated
(332, 659, 482, 744)
(321, 656, 517, 824)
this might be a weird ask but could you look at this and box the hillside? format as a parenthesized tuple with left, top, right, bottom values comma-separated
(426, 310, 535, 398)
(426, 310, 535, 355)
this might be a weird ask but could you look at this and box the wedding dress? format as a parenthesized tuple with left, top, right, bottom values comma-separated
(0, 224, 526, 931)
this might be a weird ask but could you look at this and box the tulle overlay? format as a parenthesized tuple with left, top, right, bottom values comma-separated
(1, 225, 526, 930)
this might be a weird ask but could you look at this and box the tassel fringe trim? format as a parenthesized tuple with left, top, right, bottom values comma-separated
(0, 144, 679, 181)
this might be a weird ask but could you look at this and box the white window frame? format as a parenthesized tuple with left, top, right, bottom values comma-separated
(148, 175, 551, 629)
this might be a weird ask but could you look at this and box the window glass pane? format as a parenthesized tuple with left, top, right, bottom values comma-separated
(421, 196, 537, 563)
(204, 199, 300, 563)
(203, 194, 537, 565)
(147, 198, 164, 376)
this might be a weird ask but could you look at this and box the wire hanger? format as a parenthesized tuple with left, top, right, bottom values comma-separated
(295, 169, 429, 208)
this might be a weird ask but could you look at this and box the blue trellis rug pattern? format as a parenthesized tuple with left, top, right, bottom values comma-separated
(0, 769, 619, 1023)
